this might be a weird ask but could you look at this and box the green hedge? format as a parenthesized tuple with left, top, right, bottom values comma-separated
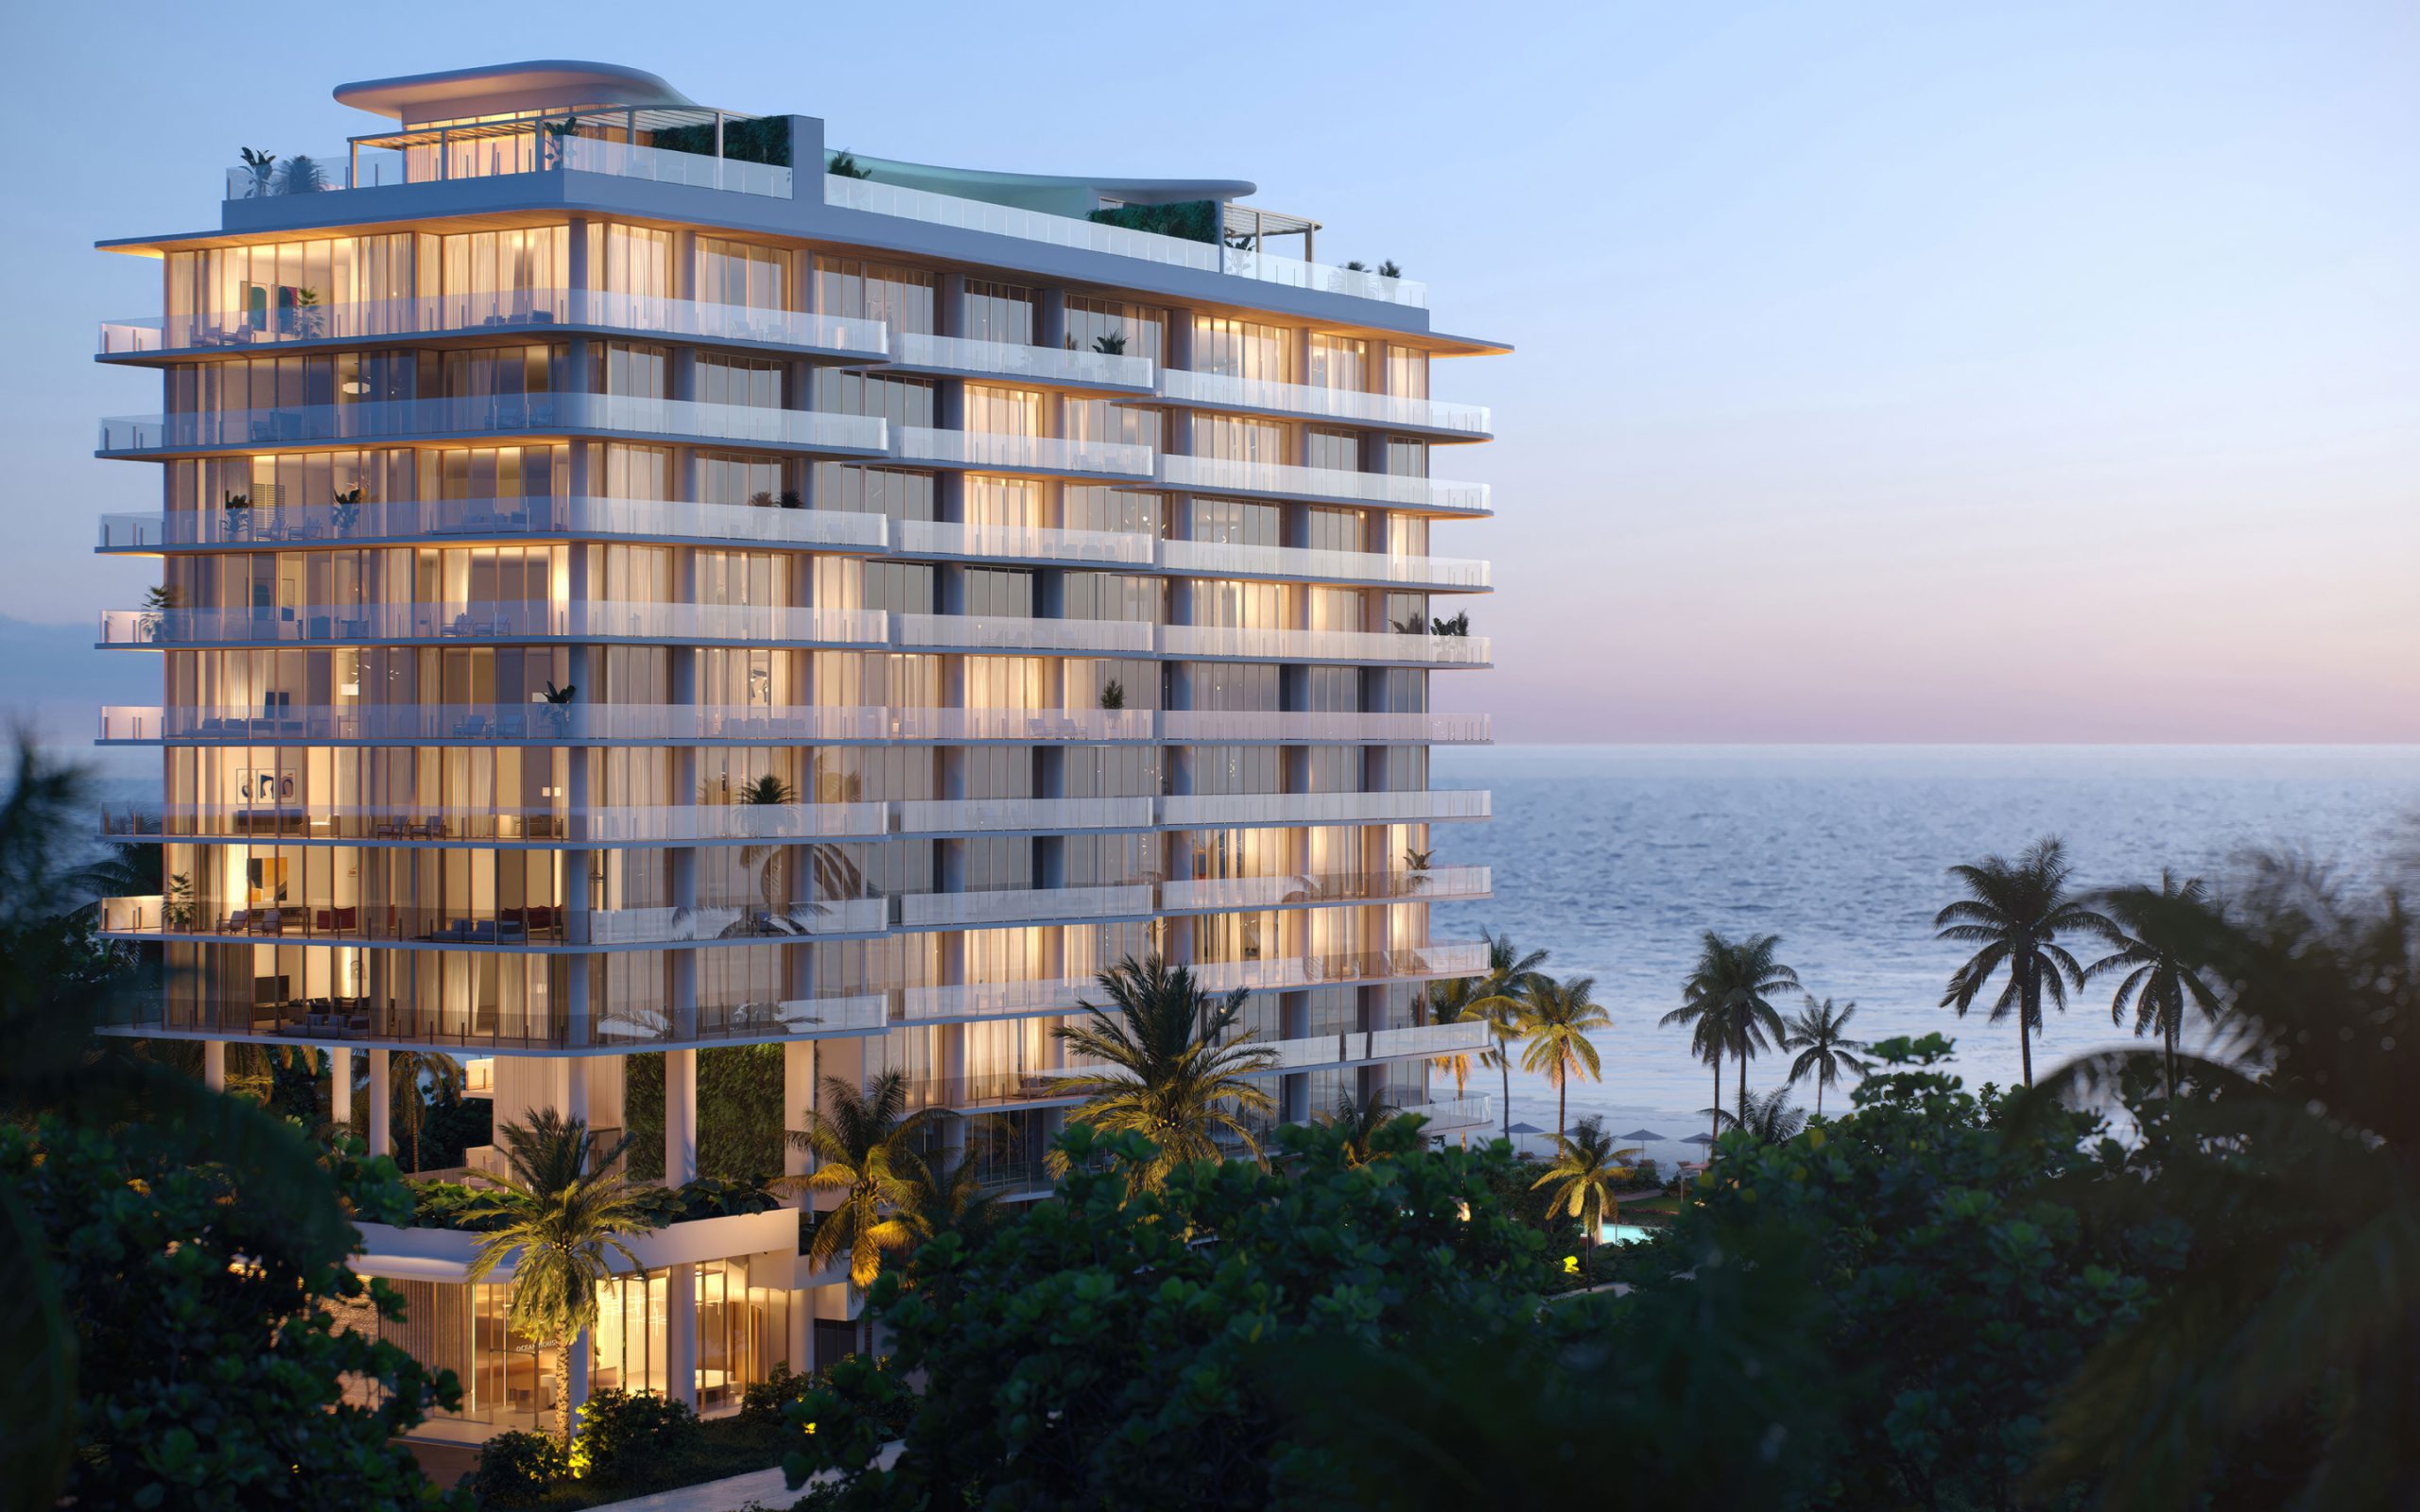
(647, 115, 791, 167)
(1086, 199, 1219, 245)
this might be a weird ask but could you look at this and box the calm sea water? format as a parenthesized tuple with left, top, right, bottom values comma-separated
(1426, 746, 2420, 1163)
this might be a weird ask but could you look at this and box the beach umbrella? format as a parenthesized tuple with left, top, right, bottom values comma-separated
(1681, 1133, 1715, 1145)
(1617, 1128, 1668, 1143)
(1505, 1121, 1545, 1135)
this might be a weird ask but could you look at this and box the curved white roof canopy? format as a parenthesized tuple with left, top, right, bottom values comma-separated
(335, 60, 697, 127)
(844, 153, 1254, 218)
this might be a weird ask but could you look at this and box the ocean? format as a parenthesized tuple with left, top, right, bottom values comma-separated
(1426, 745, 2420, 1164)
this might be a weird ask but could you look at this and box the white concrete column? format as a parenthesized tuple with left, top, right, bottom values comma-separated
(664, 1048, 698, 1184)
(329, 1046, 353, 1127)
(783, 1040, 816, 1202)
(201, 1040, 225, 1092)
(367, 1047, 391, 1157)
(667, 1263, 699, 1407)
(564, 1055, 590, 1126)
(786, 1289, 812, 1376)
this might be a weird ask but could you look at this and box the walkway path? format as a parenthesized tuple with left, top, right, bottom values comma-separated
(582, 1443, 903, 1512)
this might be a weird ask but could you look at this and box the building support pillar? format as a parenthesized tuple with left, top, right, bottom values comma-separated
(329, 1045, 353, 1130)
(201, 1040, 224, 1092)
(667, 1263, 699, 1408)
(367, 1047, 390, 1158)
(665, 1048, 698, 1185)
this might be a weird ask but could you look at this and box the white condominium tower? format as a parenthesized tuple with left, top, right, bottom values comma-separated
(93, 60, 1505, 1437)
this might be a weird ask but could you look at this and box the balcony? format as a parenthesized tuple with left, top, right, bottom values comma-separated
(891, 519, 1155, 568)
(97, 496, 891, 554)
(1157, 455, 1491, 515)
(1158, 624, 1490, 668)
(1158, 711, 1490, 744)
(99, 602, 890, 650)
(1258, 1018, 1494, 1069)
(102, 990, 889, 1054)
(1401, 1092, 1495, 1134)
(223, 131, 793, 203)
(1156, 537, 1490, 593)
(823, 174, 1427, 309)
(1191, 941, 1491, 994)
(895, 612, 1153, 656)
(98, 396, 888, 459)
(882, 333, 1153, 391)
(891, 426, 1154, 479)
(892, 796, 1156, 834)
(98, 291, 887, 364)
(98, 703, 1485, 749)
(1157, 369, 1490, 439)
(896, 884, 1153, 929)
(1158, 865, 1490, 913)
(1158, 790, 1491, 828)
(95, 894, 890, 948)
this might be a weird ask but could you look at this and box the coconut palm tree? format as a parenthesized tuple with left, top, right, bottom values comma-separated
(1520, 974, 1611, 1141)
(2084, 870, 2224, 1099)
(1705, 1086, 1808, 1146)
(1317, 1088, 1416, 1167)
(465, 1110, 656, 1446)
(1051, 954, 1279, 1191)
(1449, 929, 1549, 1142)
(1530, 1116, 1641, 1281)
(1936, 836, 2119, 1088)
(2028, 854, 2420, 1506)
(733, 772, 795, 927)
(0, 738, 344, 1503)
(1665, 932, 1801, 1144)
(359, 1049, 465, 1171)
(785, 1071, 950, 1352)
(1781, 996, 1871, 1117)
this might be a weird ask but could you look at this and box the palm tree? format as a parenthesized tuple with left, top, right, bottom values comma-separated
(1781, 996, 1871, 1117)
(1705, 1086, 1808, 1146)
(361, 1049, 465, 1171)
(732, 772, 795, 928)
(1317, 1089, 1416, 1167)
(1936, 836, 2119, 1088)
(1451, 929, 1549, 1141)
(2027, 855, 2420, 1505)
(902, 1146, 997, 1248)
(1665, 932, 1801, 1144)
(1519, 974, 1611, 1141)
(0, 739, 345, 1503)
(465, 1110, 656, 1446)
(785, 1072, 949, 1352)
(1051, 954, 1279, 1191)
(2084, 870, 2223, 1099)
(1530, 1116, 1641, 1281)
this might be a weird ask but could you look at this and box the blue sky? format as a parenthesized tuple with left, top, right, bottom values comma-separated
(7, 0, 2415, 741)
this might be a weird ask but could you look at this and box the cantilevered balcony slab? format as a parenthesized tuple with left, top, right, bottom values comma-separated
(1157, 454, 1490, 516)
(1154, 369, 1490, 441)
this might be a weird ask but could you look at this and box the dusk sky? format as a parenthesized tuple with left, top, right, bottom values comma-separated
(7, 0, 2414, 743)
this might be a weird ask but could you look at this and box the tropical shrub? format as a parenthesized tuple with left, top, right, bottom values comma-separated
(471, 1430, 567, 1505)
(578, 1388, 702, 1478)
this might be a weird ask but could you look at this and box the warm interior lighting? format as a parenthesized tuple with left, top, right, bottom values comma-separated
(340, 380, 370, 395)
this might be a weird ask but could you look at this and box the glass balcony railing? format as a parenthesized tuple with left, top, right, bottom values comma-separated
(896, 977, 1096, 1023)
(892, 518, 1156, 567)
(1156, 537, 1491, 591)
(99, 396, 888, 456)
(96, 894, 887, 946)
(1158, 711, 1491, 744)
(896, 612, 1154, 655)
(1191, 941, 1490, 995)
(892, 426, 1154, 477)
(894, 797, 1156, 834)
(897, 885, 1153, 929)
(823, 174, 1428, 309)
(102, 990, 889, 1053)
(888, 332, 1153, 390)
(98, 497, 891, 553)
(98, 703, 1477, 748)
(1157, 455, 1491, 514)
(1158, 624, 1490, 666)
(1258, 1022, 1489, 1072)
(99, 291, 887, 362)
(1157, 369, 1490, 437)
(1158, 790, 1491, 827)
(77, 703, 1004, 747)
(1159, 865, 1490, 912)
(99, 602, 890, 649)
(223, 135, 793, 202)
